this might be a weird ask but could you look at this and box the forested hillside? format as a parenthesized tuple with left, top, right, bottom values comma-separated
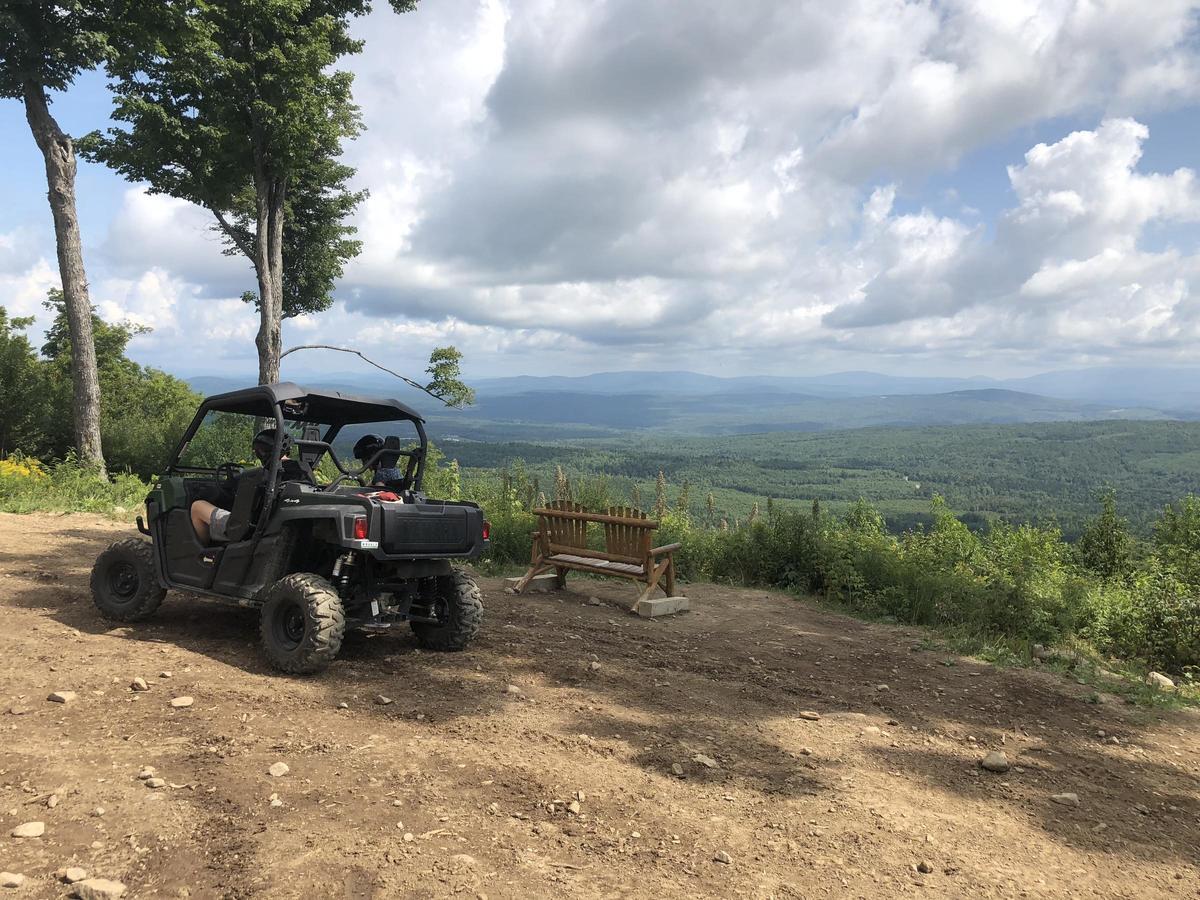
(448, 420, 1200, 537)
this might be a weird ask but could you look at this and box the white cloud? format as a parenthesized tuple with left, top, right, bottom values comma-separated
(50, 0, 1200, 377)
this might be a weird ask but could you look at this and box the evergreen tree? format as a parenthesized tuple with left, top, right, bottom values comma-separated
(1077, 489, 1134, 581)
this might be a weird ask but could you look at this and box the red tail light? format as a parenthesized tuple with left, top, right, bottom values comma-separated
(482, 520, 491, 540)
(353, 516, 368, 540)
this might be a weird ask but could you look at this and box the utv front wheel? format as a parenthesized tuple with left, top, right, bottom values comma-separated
(259, 573, 346, 674)
(91, 539, 166, 622)
(411, 571, 483, 651)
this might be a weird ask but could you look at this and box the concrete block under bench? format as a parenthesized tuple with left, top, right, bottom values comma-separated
(635, 595, 689, 618)
(505, 573, 558, 593)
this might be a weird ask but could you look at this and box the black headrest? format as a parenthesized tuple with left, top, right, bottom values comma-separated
(380, 435, 402, 468)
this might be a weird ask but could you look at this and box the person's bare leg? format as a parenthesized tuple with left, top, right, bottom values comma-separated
(190, 500, 215, 544)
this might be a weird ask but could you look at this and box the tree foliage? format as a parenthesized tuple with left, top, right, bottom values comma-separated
(85, 0, 418, 383)
(0, 307, 46, 456)
(6, 291, 201, 477)
(0, 0, 107, 98)
(424, 346, 474, 408)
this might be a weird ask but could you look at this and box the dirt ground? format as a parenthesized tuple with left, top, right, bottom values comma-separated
(1, 513, 1198, 899)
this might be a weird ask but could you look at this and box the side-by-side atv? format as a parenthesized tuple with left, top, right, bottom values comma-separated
(90, 383, 489, 674)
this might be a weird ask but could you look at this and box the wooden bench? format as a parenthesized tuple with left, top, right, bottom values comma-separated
(513, 501, 683, 610)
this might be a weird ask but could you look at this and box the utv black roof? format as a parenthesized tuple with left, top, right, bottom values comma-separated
(202, 382, 425, 425)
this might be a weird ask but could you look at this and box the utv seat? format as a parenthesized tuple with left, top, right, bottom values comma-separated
(221, 468, 269, 543)
(380, 435, 418, 490)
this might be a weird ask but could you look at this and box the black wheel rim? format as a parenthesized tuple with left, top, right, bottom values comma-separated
(272, 601, 307, 652)
(433, 591, 450, 623)
(107, 561, 139, 603)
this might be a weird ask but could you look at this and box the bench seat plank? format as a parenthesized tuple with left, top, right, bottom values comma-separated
(548, 553, 645, 576)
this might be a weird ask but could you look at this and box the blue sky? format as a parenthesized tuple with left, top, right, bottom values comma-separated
(3, 0, 1200, 384)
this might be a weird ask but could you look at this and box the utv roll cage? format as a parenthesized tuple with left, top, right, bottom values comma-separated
(167, 381, 429, 523)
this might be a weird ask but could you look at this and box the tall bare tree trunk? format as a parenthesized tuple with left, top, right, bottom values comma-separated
(22, 80, 106, 476)
(252, 176, 286, 385)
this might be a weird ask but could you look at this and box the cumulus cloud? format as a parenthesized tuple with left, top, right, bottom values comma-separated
(32, 0, 1200, 376)
(830, 118, 1200, 359)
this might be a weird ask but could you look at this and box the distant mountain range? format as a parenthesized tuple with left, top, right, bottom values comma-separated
(183, 366, 1200, 438)
(470, 367, 1200, 410)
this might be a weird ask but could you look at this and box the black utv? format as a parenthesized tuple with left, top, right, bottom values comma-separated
(90, 383, 489, 674)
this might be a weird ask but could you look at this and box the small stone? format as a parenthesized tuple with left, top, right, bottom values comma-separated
(692, 754, 719, 769)
(63, 868, 88, 884)
(450, 854, 477, 868)
(588, 661, 601, 672)
(159, 671, 172, 679)
(0, 873, 24, 888)
(980, 751, 1010, 773)
(1051, 792, 1080, 807)
(588, 597, 602, 606)
(10, 821, 44, 838)
(144, 777, 166, 789)
(47, 793, 59, 808)
(336, 702, 349, 710)
(270, 798, 283, 808)
(72, 878, 127, 900)
(797, 710, 821, 721)
(862, 726, 881, 736)
(137, 767, 156, 780)
(1032, 643, 1051, 660)
(504, 685, 523, 696)
(130, 677, 149, 692)
(48, 691, 76, 703)
(567, 801, 581, 814)
(93, 807, 105, 817)
(916, 861, 933, 874)
(268, 762, 290, 778)
(1146, 671, 1175, 691)
(169, 696, 193, 708)
(713, 850, 732, 865)
(7, 707, 30, 716)
(374, 695, 393, 706)
(403, 832, 414, 843)
(876, 684, 890, 692)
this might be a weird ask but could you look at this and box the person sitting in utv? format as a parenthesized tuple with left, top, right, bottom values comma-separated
(353, 433, 405, 486)
(189, 428, 310, 544)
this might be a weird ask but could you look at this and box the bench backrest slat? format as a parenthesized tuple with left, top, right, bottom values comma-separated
(603, 505, 652, 564)
(542, 499, 589, 549)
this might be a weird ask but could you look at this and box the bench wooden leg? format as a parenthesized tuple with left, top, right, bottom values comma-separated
(554, 566, 567, 589)
(631, 558, 670, 611)
(663, 556, 676, 597)
(514, 554, 550, 593)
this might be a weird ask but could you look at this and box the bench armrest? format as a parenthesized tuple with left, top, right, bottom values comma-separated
(650, 542, 682, 556)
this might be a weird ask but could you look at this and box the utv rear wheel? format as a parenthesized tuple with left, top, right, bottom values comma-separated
(90, 539, 166, 622)
(259, 573, 346, 674)
(411, 571, 483, 651)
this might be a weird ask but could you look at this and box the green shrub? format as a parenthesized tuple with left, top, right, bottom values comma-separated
(0, 453, 147, 516)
